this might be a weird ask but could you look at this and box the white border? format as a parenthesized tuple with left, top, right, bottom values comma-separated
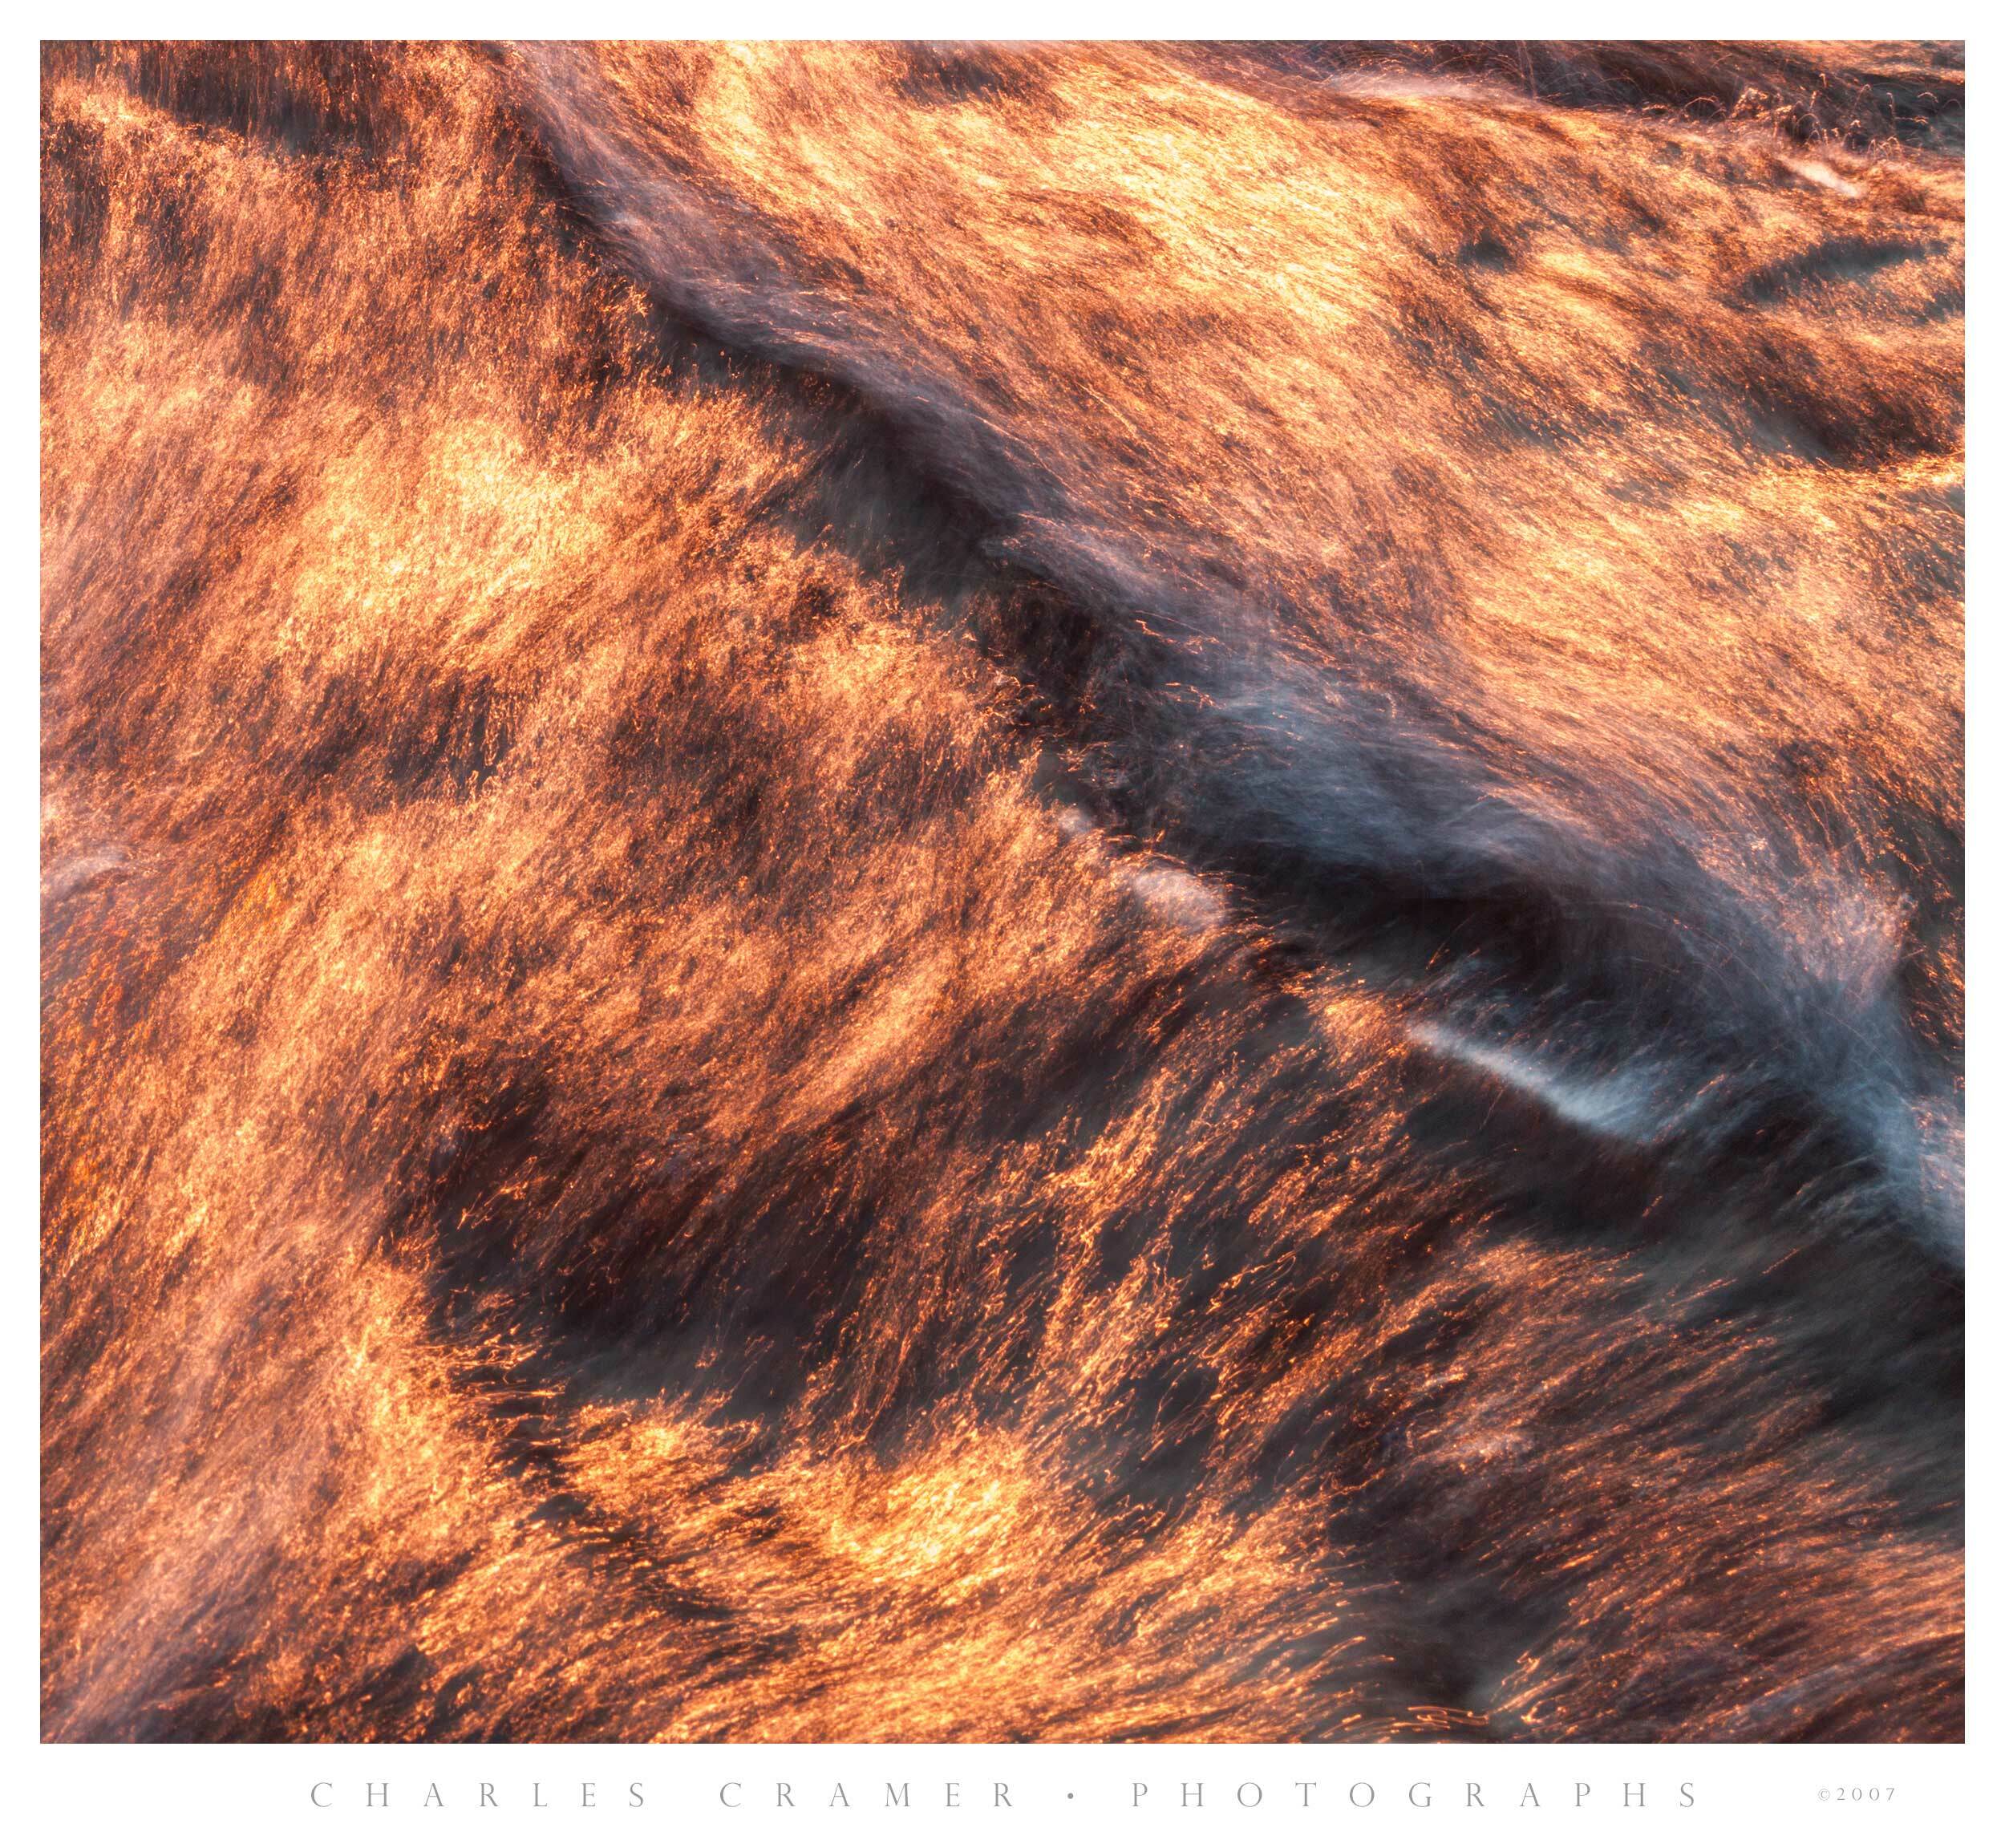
(10, 10, 1987, 1842)
(12, 6, 1996, 39)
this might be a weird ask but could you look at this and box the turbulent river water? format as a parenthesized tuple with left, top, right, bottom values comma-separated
(41, 41, 1963, 1741)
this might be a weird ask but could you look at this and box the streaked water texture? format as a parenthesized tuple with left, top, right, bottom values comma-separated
(41, 40, 1963, 1741)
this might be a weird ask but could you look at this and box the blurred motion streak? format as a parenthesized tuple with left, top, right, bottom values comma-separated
(39, 40, 1963, 1741)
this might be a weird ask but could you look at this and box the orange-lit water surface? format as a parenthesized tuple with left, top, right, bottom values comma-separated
(41, 41, 1962, 1741)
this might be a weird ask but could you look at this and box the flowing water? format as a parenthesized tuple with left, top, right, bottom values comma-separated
(40, 40, 1963, 1741)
